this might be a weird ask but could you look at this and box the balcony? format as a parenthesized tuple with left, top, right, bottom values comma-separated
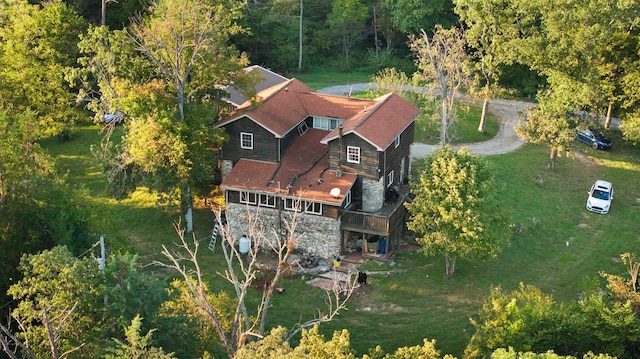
(341, 211, 390, 235)
(340, 184, 409, 236)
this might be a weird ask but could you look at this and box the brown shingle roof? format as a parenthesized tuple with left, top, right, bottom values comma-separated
(320, 93, 420, 150)
(216, 79, 419, 148)
(220, 129, 356, 205)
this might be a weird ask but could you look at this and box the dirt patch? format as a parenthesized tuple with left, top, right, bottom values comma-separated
(574, 152, 599, 167)
(578, 223, 590, 229)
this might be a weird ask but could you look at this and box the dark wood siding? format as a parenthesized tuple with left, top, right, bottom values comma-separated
(382, 123, 414, 187)
(327, 134, 379, 180)
(219, 117, 279, 164)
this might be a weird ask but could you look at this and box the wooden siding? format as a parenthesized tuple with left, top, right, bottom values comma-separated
(327, 133, 380, 180)
(219, 116, 279, 164)
(382, 123, 414, 187)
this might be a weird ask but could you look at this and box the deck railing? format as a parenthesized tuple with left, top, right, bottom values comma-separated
(341, 211, 389, 235)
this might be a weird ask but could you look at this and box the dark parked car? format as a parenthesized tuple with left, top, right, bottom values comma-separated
(576, 127, 612, 150)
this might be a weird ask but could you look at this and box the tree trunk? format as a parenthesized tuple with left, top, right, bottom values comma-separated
(548, 147, 558, 171)
(445, 256, 456, 278)
(101, 0, 106, 26)
(441, 88, 448, 145)
(298, 0, 303, 71)
(604, 101, 614, 129)
(478, 98, 489, 133)
(182, 186, 193, 233)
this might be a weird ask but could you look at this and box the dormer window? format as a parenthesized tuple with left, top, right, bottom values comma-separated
(240, 132, 253, 149)
(313, 116, 343, 130)
(346, 146, 360, 163)
(298, 122, 308, 135)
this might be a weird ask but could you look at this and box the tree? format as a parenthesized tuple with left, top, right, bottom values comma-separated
(102, 0, 250, 233)
(0, 109, 95, 306)
(514, 89, 576, 171)
(326, 0, 369, 70)
(409, 26, 471, 145)
(455, 0, 516, 133)
(4, 246, 167, 358)
(465, 284, 568, 358)
(154, 207, 356, 358)
(0, 0, 87, 138)
(504, 0, 640, 137)
(406, 146, 510, 278)
(383, 0, 455, 35)
(105, 315, 176, 359)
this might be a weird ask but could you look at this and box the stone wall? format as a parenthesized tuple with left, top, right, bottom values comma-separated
(221, 160, 233, 180)
(225, 203, 341, 259)
(361, 177, 384, 212)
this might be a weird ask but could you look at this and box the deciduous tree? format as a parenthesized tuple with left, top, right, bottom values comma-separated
(406, 146, 510, 278)
(154, 207, 356, 358)
(514, 88, 575, 171)
(409, 26, 471, 145)
(455, 0, 516, 133)
(0, 0, 87, 137)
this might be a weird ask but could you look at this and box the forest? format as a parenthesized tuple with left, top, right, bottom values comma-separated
(1, 0, 640, 358)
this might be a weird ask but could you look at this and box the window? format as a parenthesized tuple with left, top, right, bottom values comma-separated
(394, 135, 400, 148)
(240, 132, 253, 149)
(259, 194, 276, 208)
(343, 190, 351, 207)
(298, 122, 308, 135)
(305, 201, 322, 215)
(346, 146, 360, 163)
(387, 170, 394, 187)
(240, 191, 257, 205)
(313, 116, 343, 130)
(284, 198, 300, 211)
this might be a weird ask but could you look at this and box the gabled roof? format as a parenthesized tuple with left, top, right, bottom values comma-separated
(215, 79, 314, 137)
(224, 65, 289, 108)
(220, 129, 356, 205)
(216, 79, 420, 146)
(320, 93, 420, 150)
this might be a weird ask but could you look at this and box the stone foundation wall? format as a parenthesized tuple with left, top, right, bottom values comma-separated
(361, 177, 384, 212)
(225, 203, 341, 259)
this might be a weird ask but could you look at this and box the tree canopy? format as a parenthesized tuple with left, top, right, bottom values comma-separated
(406, 146, 510, 277)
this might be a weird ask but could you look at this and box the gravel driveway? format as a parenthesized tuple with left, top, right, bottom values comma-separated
(318, 84, 534, 158)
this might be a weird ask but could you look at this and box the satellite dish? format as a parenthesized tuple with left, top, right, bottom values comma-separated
(330, 187, 341, 198)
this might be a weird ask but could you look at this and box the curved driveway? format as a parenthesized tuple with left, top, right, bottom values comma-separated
(318, 84, 533, 158)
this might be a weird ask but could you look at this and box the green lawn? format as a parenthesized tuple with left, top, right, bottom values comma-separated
(41, 86, 640, 357)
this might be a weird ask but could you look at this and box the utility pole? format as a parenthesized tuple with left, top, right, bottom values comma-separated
(99, 235, 108, 306)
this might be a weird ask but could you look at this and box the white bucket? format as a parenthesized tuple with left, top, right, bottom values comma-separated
(239, 236, 250, 254)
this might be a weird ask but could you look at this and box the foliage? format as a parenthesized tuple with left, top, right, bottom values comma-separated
(409, 26, 472, 145)
(514, 99, 575, 171)
(383, 0, 455, 34)
(455, 0, 517, 133)
(465, 284, 567, 358)
(5, 247, 167, 358)
(105, 315, 176, 359)
(326, 0, 369, 70)
(0, 110, 93, 306)
(406, 146, 510, 277)
(0, 0, 88, 137)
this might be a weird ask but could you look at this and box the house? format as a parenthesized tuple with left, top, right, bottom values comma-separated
(215, 77, 420, 259)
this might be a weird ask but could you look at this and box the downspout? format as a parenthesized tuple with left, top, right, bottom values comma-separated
(336, 125, 343, 177)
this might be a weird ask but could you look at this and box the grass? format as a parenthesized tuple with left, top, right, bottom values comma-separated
(39, 78, 640, 357)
